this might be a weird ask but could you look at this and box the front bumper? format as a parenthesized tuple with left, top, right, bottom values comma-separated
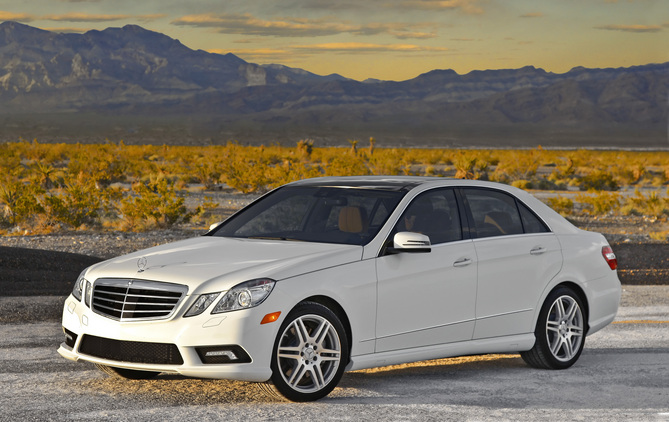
(58, 295, 276, 382)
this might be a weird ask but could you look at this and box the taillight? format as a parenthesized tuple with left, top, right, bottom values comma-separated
(602, 246, 617, 270)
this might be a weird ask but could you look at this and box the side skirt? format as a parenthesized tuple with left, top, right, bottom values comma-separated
(346, 333, 535, 372)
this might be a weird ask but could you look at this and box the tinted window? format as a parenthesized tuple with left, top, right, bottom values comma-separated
(394, 189, 462, 244)
(518, 202, 550, 233)
(235, 194, 311, 237)
(462, 189, 523, 238)
(213, 186, 405, 245)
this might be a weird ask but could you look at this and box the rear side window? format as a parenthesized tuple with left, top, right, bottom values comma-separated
(462, 189, 523, 238)
(518, 202, 550, 234)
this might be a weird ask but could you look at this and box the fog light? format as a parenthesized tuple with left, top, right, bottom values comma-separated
(196, 345, 252, 364)
(205, 350, 238, 360)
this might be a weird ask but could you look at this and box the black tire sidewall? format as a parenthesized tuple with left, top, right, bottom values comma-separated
(269, 301, 349, 402)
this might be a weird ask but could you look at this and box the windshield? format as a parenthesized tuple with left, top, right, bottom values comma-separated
(211, 186, 406, 245)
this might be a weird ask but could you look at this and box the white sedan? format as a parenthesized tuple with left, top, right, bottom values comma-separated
(59, 176, 621, 401)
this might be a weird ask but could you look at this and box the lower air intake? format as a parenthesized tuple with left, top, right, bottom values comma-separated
(79, 334, 184, 365)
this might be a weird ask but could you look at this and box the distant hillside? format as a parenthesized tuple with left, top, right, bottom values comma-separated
(0, 21, 667, 148)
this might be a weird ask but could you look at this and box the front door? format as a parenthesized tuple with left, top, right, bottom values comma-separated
(375, 188, 477, 352)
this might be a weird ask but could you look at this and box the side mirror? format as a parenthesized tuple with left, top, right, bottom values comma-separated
(387, 232, 431, 254)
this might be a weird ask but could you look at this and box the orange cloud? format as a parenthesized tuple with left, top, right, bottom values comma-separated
(397, 0, 484, 15)
(0, 11, 35, 22)
(42, 13, 131, 22)
(293, 42, 449, 53)
(172, 13, 436, 39)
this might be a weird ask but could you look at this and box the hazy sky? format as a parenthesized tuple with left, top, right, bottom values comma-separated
(1, 0, 667, 81)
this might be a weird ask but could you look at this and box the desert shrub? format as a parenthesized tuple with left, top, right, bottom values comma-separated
(577, 171, 619, 191)
(493, 149, 541, 184)
(425, 165, 437, 176)
(546, 196, 574, 215)
(0, 178, 44, 227)
(649, 231, 669, 241)
(368, 149, 404, 175)
(322, 151, 370, 177)
(511, 180, 532, 190)
(30, 161, 64, 189)
(575, 191, 622, 215)
(191, 157, 222, 189)
(452, 152, 489, 180)
(40, 172, 104, 229)
(118, 174, 192, 231)
(621, 189, 669, 218)
(296, 139, 314, 160)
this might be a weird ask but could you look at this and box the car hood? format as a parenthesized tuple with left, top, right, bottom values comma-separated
(85, 236, 363, 294)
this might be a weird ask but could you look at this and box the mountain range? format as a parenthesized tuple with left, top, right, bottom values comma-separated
(1, 21, 667, 148)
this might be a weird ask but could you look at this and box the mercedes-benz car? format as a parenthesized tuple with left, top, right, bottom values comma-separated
(59, 176, 621, 401)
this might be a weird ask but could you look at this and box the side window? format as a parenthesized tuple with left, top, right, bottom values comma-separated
(394, 189, 462, 244)
(462, 189, 523, 238)
(518, 202, 550, 233)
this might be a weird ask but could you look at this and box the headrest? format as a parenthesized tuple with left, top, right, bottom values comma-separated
(339, 206, 366, 233)
(484, 211, 512, 235)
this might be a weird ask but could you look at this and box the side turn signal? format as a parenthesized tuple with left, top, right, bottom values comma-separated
(261, 311, 281, 325)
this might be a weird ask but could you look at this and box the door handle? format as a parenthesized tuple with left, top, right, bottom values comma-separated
(530, 246, 546, 255)
(453, 258, 473, 267)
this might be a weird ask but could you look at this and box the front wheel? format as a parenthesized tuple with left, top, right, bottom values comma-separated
(259, 301, 349, 402)
(521, 286, 586, 369)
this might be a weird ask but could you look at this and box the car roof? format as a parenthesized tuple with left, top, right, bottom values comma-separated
(286, 176, 452, 192)
(286, 175, 523, 192)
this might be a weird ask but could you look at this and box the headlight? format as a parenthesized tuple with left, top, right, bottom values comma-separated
(184, 292, 220, 317)
(72, 270, 88, 302)
(212, 278, 275, 314)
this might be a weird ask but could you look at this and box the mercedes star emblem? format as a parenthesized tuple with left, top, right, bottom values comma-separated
(137, 256, 148, 272)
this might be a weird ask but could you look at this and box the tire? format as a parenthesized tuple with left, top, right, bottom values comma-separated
(95, 363, 160, 380)
(521, 286, 586, 370)
(260, 301, 349, 402)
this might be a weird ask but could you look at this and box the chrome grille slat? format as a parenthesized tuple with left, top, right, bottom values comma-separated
(126, 294, 180, 300)
(91, 279, 188, 322)
(93, 303, 125, 312)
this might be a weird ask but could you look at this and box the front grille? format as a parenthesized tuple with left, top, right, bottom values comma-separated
(91, 278, 188, 321)
(79, 334, 184, 365)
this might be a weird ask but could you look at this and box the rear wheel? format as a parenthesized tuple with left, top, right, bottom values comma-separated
(521, 286, 586, 369)
(259, 301, 349, 402)
(95, 363, 160, 380)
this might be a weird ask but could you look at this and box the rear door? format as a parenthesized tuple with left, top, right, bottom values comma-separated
(460, 188, 562, 339)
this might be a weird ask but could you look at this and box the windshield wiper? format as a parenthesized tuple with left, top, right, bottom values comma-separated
(246, 236, 305, 242)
